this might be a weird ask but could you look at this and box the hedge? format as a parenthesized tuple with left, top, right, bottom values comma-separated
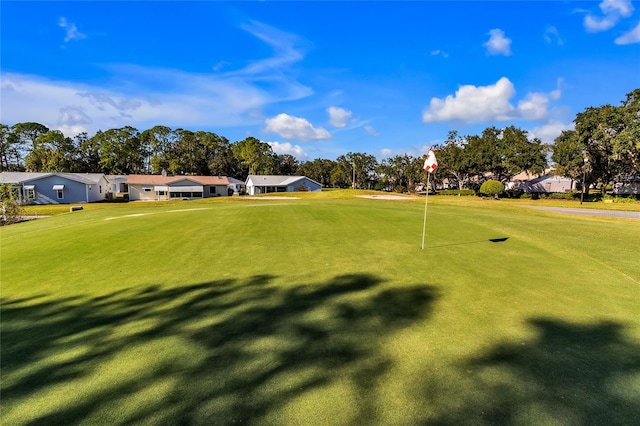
(438, 189, 476, 196)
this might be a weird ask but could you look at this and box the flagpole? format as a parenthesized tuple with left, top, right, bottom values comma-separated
(421, 172, 430, 250)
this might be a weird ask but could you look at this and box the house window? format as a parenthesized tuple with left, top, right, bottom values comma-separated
(158, 191, 166, 196)
(209, 187, 216, 195)
(25, 188, 35, 200)
(52, 184, 65, 199)
(99, 185, 102, 194)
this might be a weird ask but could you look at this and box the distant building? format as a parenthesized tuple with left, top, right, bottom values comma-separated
(0, 172, 109, 204)
(106, 175, 129, 197)
(127, 175, 230, 201)
(508, 170, 575, 193)
(227, 177, 246, 195)
(245, 175, 322, 195)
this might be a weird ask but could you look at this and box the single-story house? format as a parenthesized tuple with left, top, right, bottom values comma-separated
(0, 172, 110, 204)
(508, 170, 575, 193)
(106, 175, 129, 197)
(127, 175, 230, 201)
(227, 177, 246, 195)
(245, 175, 322, 195)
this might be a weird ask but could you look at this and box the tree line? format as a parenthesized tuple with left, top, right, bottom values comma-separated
(1, 89, 637, 193)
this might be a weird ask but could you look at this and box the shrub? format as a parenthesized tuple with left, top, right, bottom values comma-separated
(548, 192, 576, 200)
(394, 185, 406, 193)
(438, 189, 476, 196)
(479, 180, 505, 199)
(296, 184, 309, 192)
(0, 183, 25, 226)
(504, 189, 524, 199)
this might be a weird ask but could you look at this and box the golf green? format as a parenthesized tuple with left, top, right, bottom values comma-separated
(2, 194, 639, 424)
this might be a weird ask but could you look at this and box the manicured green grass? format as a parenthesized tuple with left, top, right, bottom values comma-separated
(2, 193, 639, 425)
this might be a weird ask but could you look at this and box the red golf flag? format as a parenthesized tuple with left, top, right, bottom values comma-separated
(423, 147, 438, 173)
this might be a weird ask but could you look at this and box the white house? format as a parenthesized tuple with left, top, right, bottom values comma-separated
(0, 172, 110, 204)
(127, 175, 230, 201)
(106, 175, 129, 197)
(245, 175, 322, 195)
(227, 177, 246, 195)
(508, 170, 575, 193)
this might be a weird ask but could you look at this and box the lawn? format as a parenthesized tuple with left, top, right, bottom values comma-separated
(2, 193, 639, 425)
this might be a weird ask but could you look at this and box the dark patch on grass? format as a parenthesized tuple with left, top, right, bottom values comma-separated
(425, 237, 510, 249)
(426, 318, 640, 425)
(1, 274, 438, 424)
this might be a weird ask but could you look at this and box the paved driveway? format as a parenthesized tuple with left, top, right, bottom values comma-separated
(522, 206, 640, 219)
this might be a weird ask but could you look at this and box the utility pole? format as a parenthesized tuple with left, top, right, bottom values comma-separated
(580, 156, 588, 205)
(352, 161, 356, 190)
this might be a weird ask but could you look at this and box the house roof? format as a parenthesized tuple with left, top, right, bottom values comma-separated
(0, 172, 46, 183)
(511, 168, 555, 182)
(127, 174, 229, 185)
(246, 175, 321, 186)
(0, 172, 106, 185)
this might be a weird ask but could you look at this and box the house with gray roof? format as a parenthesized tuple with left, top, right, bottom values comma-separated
(245, 175, 322, 195)
(508, 170, 575, 193)
(0, 172, 110, 204)
(106, 175, 129, 197)
(227, 177, 246, 195)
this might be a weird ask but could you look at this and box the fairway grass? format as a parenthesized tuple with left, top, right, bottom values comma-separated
(2, 194, 639, 424)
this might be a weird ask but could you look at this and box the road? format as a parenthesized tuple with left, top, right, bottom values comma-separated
(521, 206, 640, 219)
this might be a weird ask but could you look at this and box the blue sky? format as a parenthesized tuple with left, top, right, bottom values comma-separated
(2, 1, 639, 161)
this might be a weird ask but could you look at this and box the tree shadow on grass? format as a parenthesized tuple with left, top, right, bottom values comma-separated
(427, 318, 640, 425)
(1, 274, 438, 424)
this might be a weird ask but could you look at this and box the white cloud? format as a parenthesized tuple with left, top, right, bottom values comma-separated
(327, 106, 352, 128)
(267, 141, 307, 158)
(584, 0, 634, 32)
(213, 61, 231, 72)
(529, 120, 575, 144)
(423, 77, 562, 124)
(430, 49, 449, 58)
(549, 78, 563, 100)
(58, 124, 90, 136)
(264, 113, 331, 141)
(584, 14, 619, 32)
(380, 148, 392, 157)
(364, 125, 379, 136)
(0, 21, 314, 137)
(236, 20, 306, 77)
(0, 71, 274, 136)
(518, 93, 553, 120)
(58, 17, 86, 42)
(544, 26, 563, 45)
(59, 106, 92, 125)
(600, 0, 634, 16)
(78, 92, 143, 111)
(483, 29, 512, 56)
(423, 77, 516, 123)
(615, 22, 640, 44)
